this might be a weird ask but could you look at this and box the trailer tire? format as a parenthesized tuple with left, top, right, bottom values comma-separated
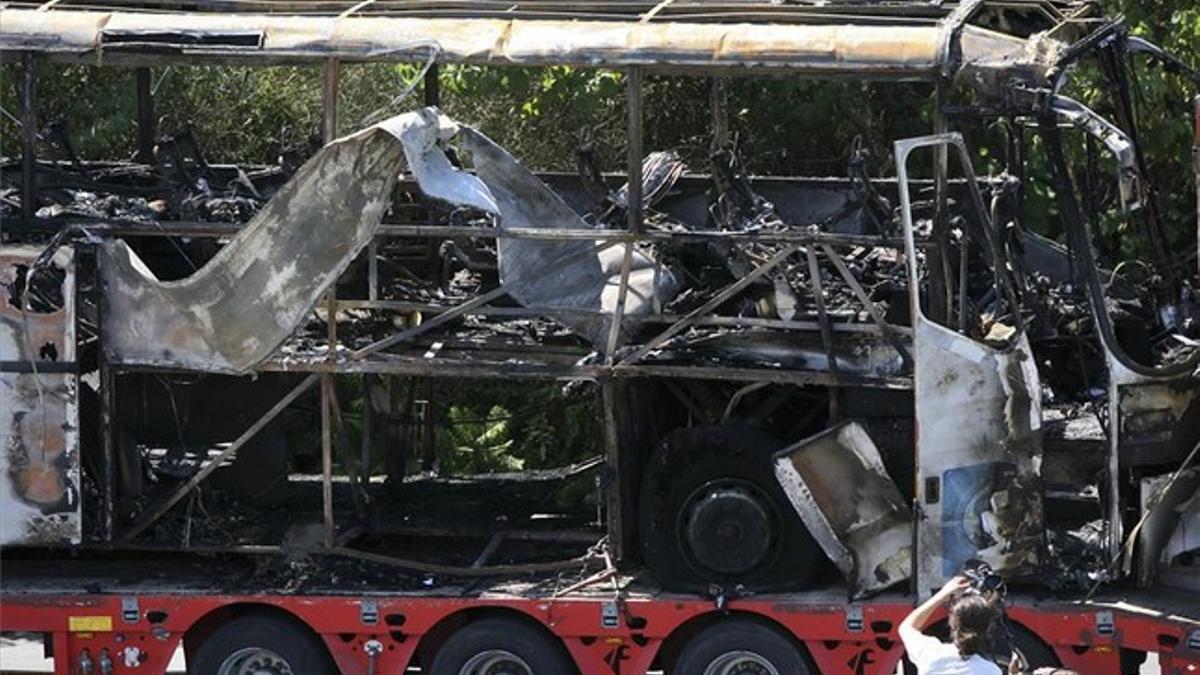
(427, 616, 574, 675)
(672, 617, 811, 674)
(188, 613, 336, 675)
(1006, 624, 1060, 671)
(639, 426, 823, 592)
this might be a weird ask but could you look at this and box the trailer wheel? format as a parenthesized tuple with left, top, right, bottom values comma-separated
(427, 616, 574, 675)
(189, 614, 335, 675)
(672, 618, 811, 674)
(639, 426, 823, 591)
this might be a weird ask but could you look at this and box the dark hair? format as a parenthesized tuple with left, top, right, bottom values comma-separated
(948, 592, 998, 657)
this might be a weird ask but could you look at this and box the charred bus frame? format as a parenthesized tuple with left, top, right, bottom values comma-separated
(2, 0, 1198, 594)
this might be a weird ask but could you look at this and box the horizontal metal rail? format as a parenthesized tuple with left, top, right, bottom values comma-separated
(75, 218, 934, 248)
(334, 299, 898, 333)
(255, 354, 912, 389)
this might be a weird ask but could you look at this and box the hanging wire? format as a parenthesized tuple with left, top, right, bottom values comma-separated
(358, 43, 443, 128)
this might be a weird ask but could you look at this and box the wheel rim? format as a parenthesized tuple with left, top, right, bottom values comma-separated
(679, 479, 779, 577)
(216, 647, 294, 675)
(458, 649, 533, 675)
(701, 650, 782, 675)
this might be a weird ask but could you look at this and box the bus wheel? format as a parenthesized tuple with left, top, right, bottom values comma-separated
(673, 618, 812, 674)
(428, 616, 574, 675)
(639, 426, 823, 592)
(189, 613, 335, 675)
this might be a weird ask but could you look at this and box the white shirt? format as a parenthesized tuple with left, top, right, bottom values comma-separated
(900, 625, 1002, 675)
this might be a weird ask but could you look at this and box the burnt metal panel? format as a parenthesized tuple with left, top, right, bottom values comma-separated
(99, 108, 675, 372)
(773, 421, 912, 598)
(98, 112, 411, 373)
(1107, 354, 1200, 571)
(1, 246, 80, 546)
(1135, 469, 1200, 588)
(895, 134, 1044, 596)
(458, 127, 676, 347)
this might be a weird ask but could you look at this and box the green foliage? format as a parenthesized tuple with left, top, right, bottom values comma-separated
(2, 62, 140, 160)
(431, 380, 601, 473)
(437, 403, 521, 474)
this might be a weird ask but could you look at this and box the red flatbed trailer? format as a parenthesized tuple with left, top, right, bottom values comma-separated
(3, 570, 1199, 675)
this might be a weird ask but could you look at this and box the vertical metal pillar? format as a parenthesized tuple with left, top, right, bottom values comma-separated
(322, 59, 340, 144)
(320, 58, 341, 548)
(1193, 95, 1198, 277)
(930, 83, 952, 325)
(600, 382, 625, 559)
(135, 68, 155, 163)
(361, 376, 373, 486)
(424, 64, 440, 108)
(20, 52, 37, 229)
(602, 67, 645, 563)
(95, 249, 117, 542)
(321, 375, 335, 548)
(100, 362, 116, 542)
(626, 67, 644, 233)
(710, 77, 729, 150)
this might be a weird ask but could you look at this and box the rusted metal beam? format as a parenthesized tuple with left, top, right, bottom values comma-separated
(324, 372, 368, 517)
(100, 362, 116, 542)
(135, 67, 155, 163)
(470, 531, 505, 568)
(626, 67, 644, 233)
(320, 57, 340, 547)
(20, 52, 36, 229)
(361, 375, 373, 486)
(121, 374, 319, 542)
(617, 243, 802, 366)
(256, 356, 914, 388)
(604, 67, 645, 360)
(89, 219, 937, 248)
(368, 524, 602, 543)
(805, 247, 840, 378)
(819, 243, 913, 368)
(335, 299, 888, 334)
(326, 284, 338, 357)
(711, 77, 729, 150)
(601, 381, 626, 561)
(931, 82, 954, 326)
(606, 248, 635, 361)
(323, 546, 600, 577)
(321, 374, 335, 547)
(322, 58, 340, 143)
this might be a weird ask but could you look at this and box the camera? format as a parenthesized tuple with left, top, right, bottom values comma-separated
(962, 560, 1005, 596)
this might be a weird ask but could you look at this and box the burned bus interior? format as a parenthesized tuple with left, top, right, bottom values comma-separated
(1, 0, 1199, 604)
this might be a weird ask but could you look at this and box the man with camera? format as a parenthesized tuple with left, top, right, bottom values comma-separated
(900, 575, 1003, 675)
